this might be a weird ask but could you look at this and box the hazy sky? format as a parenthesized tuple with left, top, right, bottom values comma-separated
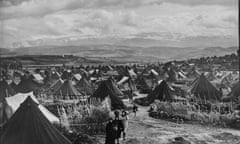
(0, 0, 238, 48)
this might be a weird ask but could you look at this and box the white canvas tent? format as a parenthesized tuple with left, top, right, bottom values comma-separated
(151, 69, 159, 76)
(73, 74, 82, 81)
(32, 73, 44, 81)
(128, 69, 137, 78)
(178, 71, 186, 79)
(5, 92, 59, 123)
(117, 76, 129, 85)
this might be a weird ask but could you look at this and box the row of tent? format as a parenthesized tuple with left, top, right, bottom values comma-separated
(1, 72, 239, 110)
(0, 64, 202, 97)
(2, 64, 196, 85)
(1, 64, 239, 109)
(46, 76, 125, 110)
(139, 74, 240, 105)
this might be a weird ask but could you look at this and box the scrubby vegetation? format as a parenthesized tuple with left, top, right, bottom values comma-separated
(69, 104, 111, 134)
(62, 99, 111, 135)
(149, 101, 240, 129)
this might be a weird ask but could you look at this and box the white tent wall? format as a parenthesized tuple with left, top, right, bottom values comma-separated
(5, 92, 59, 123)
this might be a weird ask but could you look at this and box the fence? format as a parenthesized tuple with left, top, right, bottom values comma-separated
(59, 122, 107, 135)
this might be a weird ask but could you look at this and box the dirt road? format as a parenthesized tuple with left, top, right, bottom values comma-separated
(98, 104, 240, 144)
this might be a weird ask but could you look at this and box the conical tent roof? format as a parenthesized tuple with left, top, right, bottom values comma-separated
(0, 96, 71, 144)
(47, 79, 64, 93)
(76, 77, 95, 95)
(128, 78, 137, 91)
(128, 68, 137, 78)
(187, 69, 200, 79)
(106, 77, 124, 96)
(91, 78, 124, 109)
(61, 70, 72, 80)
(51, 80, 82, 99)
(11, 78, 40, 94)
(148, 69, 159, 80)
(49, 71, 61, 82)
(118, 77, 137, 92)
(91, 69, 103, 78)
(136, 76, 152, 90)
(167, 68, 177, 82)
(191, 74, 221, 101)
(224, 82, 240, 102)
(206, 71, 216, 81)
(177, 71, 186, 79)
(116, 66, 129, 77)
(5, 92, 59, 124)
(147, 80, 173, 103)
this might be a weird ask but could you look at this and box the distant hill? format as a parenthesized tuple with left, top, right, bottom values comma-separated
(0, 48, 17, 56)
(172, 46, 238, 60)
(0, 45, 238, 62)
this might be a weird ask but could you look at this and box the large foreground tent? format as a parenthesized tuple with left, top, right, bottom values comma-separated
(147, 80, 174, 104)
(91, 78, 124, 109)
(190, 73, 221, 102)
(0, 96, 71, 144)
(4, 92, 59, 124)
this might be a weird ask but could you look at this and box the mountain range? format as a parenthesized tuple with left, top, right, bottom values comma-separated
(0, 44, 238, 62)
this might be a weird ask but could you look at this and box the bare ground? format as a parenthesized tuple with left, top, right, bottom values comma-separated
(96, 102, 240, 144)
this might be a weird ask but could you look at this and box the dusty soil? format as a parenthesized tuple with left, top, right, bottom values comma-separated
(96, 101, 240, 144)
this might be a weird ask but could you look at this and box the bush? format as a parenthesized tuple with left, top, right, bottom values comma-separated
(149, 101, 240, 129)
(69, 104, 111, 134)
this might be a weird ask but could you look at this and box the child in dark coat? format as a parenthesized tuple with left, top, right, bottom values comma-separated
(105, 118, 115, 144)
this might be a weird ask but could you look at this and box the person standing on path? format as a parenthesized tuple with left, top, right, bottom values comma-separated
(114, 110, 120, 120)
(121, 110, 129, 140)
(133, 104, 138, 117)
(113, 110, 123, 144)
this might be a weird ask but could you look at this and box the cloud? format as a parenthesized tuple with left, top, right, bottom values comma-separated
(0, 0, 71, 20)
(0, 9, 141, 47)
(0, 16, 63, 47)
(162, 0, 238, 7)
(0, 0, 155, 20)
(0, 1, 238, 48)
(55, 9, 139, 36)
(222, 15, 238, 25)
(0, 0, 30, 7)
(1, 0, 237, 20)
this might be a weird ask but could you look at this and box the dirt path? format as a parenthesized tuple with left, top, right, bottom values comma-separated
(97, 102, 240, 144)
(120, 105, 240, 144)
